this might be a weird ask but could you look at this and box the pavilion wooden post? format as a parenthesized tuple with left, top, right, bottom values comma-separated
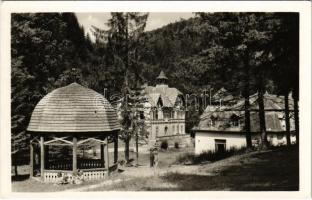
(100, 144, 104, 168)
(104, 137, 109, 174)
(29, 143, 34, 177)
(40, 136, 44, 179)
(44, 146, 49, 169)
(73, 137, 78, 175)
(114, 135, 118, 164)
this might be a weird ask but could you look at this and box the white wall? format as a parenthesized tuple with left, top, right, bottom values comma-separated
(195, 132, 246, 154)
(195, 131, 297, 155)
(267, 133, 297, 146)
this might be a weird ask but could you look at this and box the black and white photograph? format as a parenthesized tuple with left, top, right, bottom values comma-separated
(0, 1, 311, 197)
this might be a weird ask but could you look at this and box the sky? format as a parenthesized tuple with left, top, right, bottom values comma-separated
(76, 12, 194, 41)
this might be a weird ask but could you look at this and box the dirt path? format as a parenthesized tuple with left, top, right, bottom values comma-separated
(61, 178, 130, 192)
(61, 151, 264, 192)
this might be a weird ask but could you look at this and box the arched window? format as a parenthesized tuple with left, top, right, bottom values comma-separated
(155, 109, 158, 120)
(177, 125, 179, 134)
(164, 126, 168, 135)
(140, 111, 145, 119)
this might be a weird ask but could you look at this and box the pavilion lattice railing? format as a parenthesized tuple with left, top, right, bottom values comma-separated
(47, 159, 103, 170)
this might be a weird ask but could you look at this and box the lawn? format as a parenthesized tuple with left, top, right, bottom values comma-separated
(88, 145, 299, 191)
(12, 145, 299, 192)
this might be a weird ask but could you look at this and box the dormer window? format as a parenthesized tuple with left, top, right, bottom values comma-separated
(209, 116, 217, 127)
(230, 114, 240, 127)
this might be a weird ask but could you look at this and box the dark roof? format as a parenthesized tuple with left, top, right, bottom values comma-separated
(233, 92, 294, 110)
(156, 70, 168, 80)
(195, 92, 294, 132)
(212, 87, 235, 102)
(27, 83, 121, 133)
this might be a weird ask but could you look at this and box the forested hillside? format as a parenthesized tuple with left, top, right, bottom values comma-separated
(11, 13, 94, 166)
(139, 17, 220, 93)
(11, 12, 299, 165)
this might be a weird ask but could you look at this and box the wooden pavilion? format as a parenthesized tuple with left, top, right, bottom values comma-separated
(27, 82, 121, 182)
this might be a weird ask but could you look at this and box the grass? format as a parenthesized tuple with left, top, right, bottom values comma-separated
(12, 145, 298, 191)
(12, 147, 194, 192)
(176, 147, 247, 165)
(88, 145, 299, 191)
(164, 146, 299, 191)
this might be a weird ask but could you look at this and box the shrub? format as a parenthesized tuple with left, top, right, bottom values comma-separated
(175, 147, 247, 165)
(176, 153, 195, 165)
(160, 140, 168, 150)
(174, 142, 179, 149)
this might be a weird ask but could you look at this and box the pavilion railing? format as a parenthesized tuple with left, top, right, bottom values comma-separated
(47, 159, 103, 170)
(43, 168, 108, 183)
(78, 159, 102, 169)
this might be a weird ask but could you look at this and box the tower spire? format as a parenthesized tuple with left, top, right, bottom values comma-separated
(156, 70, 168, 86)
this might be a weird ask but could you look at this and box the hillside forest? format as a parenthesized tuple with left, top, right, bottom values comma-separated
(11, 12, 299, 167)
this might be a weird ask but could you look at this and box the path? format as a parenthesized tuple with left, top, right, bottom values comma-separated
(60, 150, 268, 192)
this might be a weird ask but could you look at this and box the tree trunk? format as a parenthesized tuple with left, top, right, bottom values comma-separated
(12, 153, 18, 176)
(257, 89, 268, 149)
(244, 95, 252, 149)
(13, 153, 18, 176)
(284, 93, 291, 146)
(14, 164, 18, 176)
(124, 137, 130, 163)
(136, 127, 139, 167)
(293, 93, 299, 145)
(243, 58, 252, 149)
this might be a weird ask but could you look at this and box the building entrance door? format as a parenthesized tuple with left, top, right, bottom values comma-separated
(215, 139, 226, 153)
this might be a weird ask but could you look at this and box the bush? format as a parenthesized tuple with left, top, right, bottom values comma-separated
(176, 147, 247, 165)
(174, 142, 179, 149)
(160, 140, 168, 150)
(177, 153, 195, 165)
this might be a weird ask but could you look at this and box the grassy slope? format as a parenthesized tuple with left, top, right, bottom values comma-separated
(93, 146, 299, 191)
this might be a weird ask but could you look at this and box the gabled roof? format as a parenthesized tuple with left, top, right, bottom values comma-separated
(212, 87, 235, 102)
(145, 93, 161, 107)
(195, 92, 294, 132)
(144, 85, 182, 108)
(232, 92, 294, 110)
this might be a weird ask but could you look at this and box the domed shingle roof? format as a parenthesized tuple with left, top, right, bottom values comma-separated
(27, 83, 121, 133)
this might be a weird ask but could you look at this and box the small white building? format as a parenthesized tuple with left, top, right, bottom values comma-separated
(193, 92, 296, 154)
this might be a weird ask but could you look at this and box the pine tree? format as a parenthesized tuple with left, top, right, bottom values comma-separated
(270, 13, 299, 145)
(92, 12, 148, 163)
(196, 13, 285, 149)
(11, 13, 91, 173)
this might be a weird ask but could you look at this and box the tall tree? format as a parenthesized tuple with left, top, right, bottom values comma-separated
(196, 13, 284, 149)
(271, 13, 299, 145)
(196, 13, 256, 149)
(93, 12, 148, 163)
(11, 13, 91, 173)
